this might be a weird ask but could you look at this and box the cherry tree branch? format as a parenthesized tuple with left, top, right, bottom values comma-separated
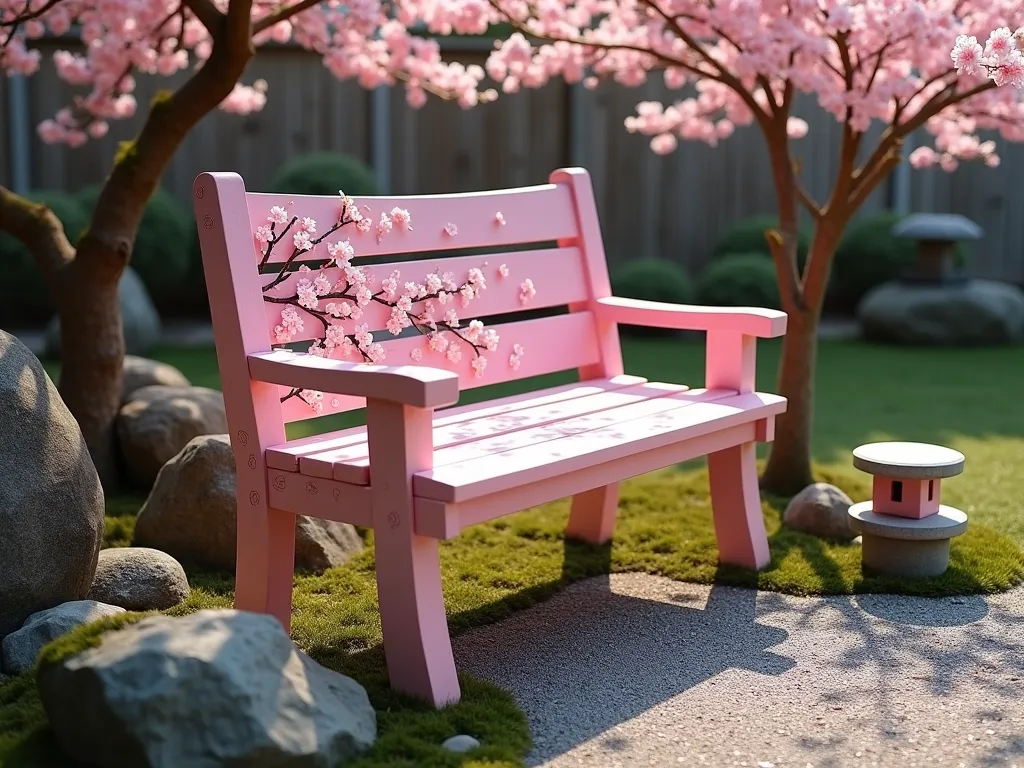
(636, 0, 770, 120)
(792, 169, 823, 218)
(485, 0, 713, 79)
(0, 186, 76, 287)
(253, 0, 321, 33)
(181, 0, 223, 33)
(0, 0, 60, 25)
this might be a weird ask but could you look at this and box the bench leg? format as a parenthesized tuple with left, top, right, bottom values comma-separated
(376, 524, 460, 707)
(707, 442, 770, 570)
(234, 503, 296, 633)
(566, 483, 620, 544)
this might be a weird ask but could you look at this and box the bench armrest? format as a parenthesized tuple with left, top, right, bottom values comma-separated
(594, 296, 787, 338)
(248, 350, 461, 409)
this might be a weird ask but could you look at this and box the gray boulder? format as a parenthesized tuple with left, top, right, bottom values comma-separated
(116, 385, 227, 489)
(2, 600, 125, 675)
(46, 267, 161, 358)
(858, 279, 1024, 346)
(87, 548, 190, 611)
(121, 356, 190, 403)
(36, 610, 377, 768)
(783, 483, 857, 542)
(0, 331, 105, 640)
(134, 435, 363, 572)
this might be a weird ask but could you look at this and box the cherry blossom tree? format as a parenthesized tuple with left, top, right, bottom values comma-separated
(0, 0, 492, 488)
(2, 0, 1023, 495)
(476, 6, 1024, 494)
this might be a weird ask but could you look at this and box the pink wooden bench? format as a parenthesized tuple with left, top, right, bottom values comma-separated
(192, 167, 787, 708)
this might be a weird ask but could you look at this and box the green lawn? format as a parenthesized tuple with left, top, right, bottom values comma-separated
(9, 336, 1024, 767)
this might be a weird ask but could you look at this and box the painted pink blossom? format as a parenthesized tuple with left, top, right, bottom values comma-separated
(259, 205, 523, 410)
(519, 278, 536, 305)
(390, 207, 412, 229)
(508, 343, 524, 370)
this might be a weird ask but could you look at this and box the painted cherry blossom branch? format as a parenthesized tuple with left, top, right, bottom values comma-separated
(255, 195, 533, 412)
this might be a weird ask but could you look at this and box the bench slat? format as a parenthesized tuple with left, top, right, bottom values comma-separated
(266, 375, 648, 472)
(262, 247, 588, 344)
(413, 391, 787, 502)
(302, 379, 689, 484)
(247, 183, 579, 263)
(414, 422, 758, 539)
(278, 311, 603, 423)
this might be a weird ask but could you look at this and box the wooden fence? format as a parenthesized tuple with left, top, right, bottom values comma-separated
(3, 41, 1023, 284)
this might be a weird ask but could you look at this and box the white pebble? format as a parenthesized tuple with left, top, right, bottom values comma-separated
(442, 734, 481, 753)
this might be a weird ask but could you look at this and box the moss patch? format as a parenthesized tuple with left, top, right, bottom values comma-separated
(14, 338, 1024, 766)
(4, 464, 1022, 766)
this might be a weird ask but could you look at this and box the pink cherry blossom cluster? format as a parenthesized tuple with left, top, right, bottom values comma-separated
(257, 194, 532, 412)
(477, 1, 1024, 169)
(951, 28, 1024, 89)
(1, 0, 496, 146)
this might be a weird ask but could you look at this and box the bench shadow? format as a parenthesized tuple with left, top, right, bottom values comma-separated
(451, 539, 794, 765)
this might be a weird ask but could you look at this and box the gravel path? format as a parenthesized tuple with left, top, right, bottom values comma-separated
(454, 574, 1024, 768)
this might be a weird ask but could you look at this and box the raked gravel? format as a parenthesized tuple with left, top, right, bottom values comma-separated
(454, 573, 1024, 768)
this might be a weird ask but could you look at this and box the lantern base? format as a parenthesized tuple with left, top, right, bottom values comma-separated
(848, 502, 968, 579)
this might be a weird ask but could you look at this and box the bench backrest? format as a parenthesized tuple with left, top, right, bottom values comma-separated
(193, 168, 623, 442)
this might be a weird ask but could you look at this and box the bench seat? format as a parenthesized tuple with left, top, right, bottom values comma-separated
(265, 376, 784, 539)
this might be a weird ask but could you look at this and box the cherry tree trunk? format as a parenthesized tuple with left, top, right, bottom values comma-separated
(759, 304, 818, 496)
(54, 249, 126, 488)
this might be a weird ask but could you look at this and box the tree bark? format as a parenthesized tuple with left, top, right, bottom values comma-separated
(760, 218, 846, 497)
(55, 258, 125, 485)
(0, 3, 257, 490)
(759, 304, 818, 495)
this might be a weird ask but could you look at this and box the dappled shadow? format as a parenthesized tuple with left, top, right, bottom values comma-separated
(856, 592, 989, 626)
(752, 585, 1024, 762)
(451, 541, 794, 765)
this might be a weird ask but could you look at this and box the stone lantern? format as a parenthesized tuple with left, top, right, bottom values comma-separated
(857, 212, 1024, 346)
(891, 213, 983, 285)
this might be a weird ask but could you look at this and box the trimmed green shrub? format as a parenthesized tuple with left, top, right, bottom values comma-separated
(610, 258, 695, 337)
(696, 252, 782, 310)
(0, 191, 89, 323)
(712, 214, 811, 271)
(269, 152, 380, 197)
(76, 185, 191, 305)
(827, 211, 968, 314)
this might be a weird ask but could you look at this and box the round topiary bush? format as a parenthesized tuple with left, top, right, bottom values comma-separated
(269, 152, 380, 197)
(712, 214, 811, 271)
(0, 191, 89, 324)
(610, 258, 695, 337)
(696, 252, 782, 310)
(76, 185, 192, 306)
(827, 211, 969, 315)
